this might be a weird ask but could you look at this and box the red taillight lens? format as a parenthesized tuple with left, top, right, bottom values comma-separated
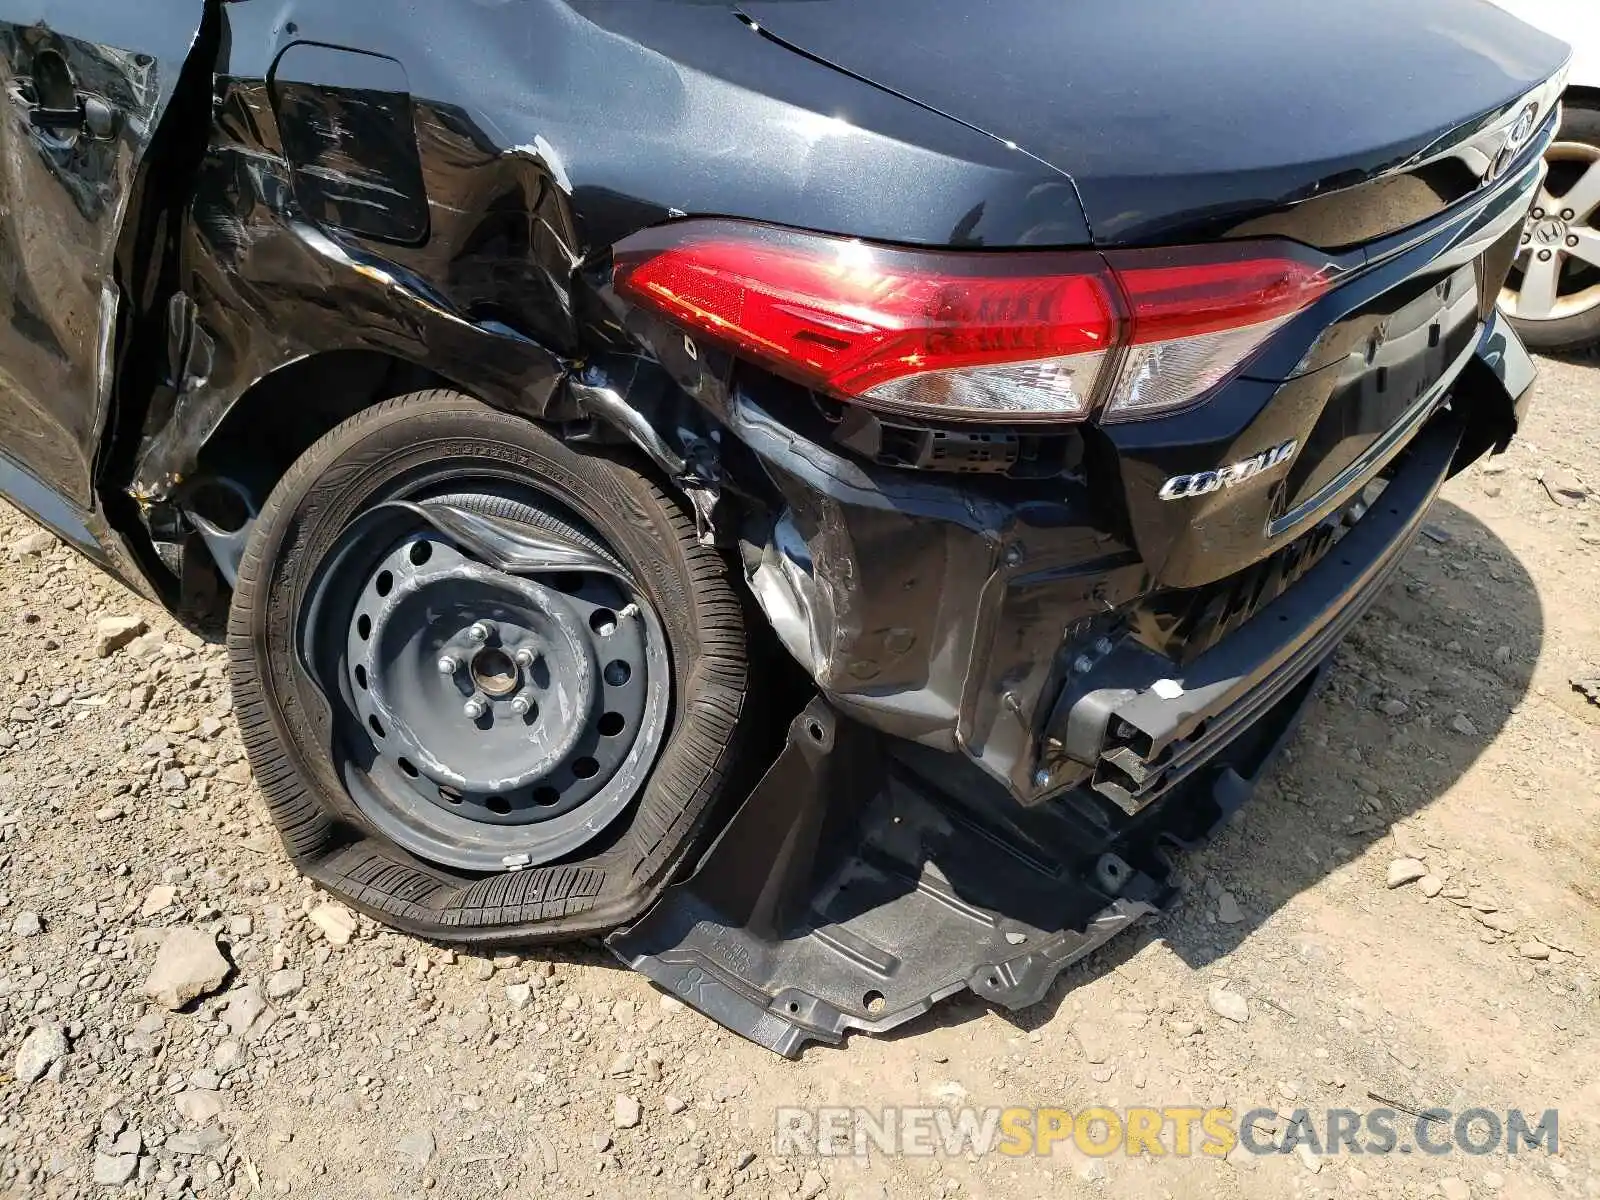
(1112, 247, 1333, 344)
(612, 219, 1334, 423)
(1102, 245, 1334, 421)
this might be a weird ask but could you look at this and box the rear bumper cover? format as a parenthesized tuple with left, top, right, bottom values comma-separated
(620, 315, 1534, 1055)
(735, 311, 1535, 808)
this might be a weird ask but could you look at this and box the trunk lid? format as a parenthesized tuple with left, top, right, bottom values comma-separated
(737, 0, 1571, 245)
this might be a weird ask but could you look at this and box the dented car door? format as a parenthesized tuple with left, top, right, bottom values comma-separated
(0, 3, 205, 519)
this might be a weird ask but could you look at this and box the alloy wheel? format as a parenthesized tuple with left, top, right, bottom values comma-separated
(1500, 140, 1600, 323)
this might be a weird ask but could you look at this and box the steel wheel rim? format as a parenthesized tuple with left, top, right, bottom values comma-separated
(1500, 140, 1600, 322)
(302, 477, 671, 873)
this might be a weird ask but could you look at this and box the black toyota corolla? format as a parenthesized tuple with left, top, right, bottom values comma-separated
(0, 0, 1569, 1052)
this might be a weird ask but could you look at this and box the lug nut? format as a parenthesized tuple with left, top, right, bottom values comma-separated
(1569, 234, 1581, 247)
(513, 647, 538, 668)
(1532, 207, 1544, 219)
(1072, 654, 1094, 674)
(463, 697, 487, 720)
(1538, 249, 1553, 261)
(468, 621, 495, 643)
(437, 655, 459, 674)
(1561, 209, 1575, 221)
(510, 696, 531, 715)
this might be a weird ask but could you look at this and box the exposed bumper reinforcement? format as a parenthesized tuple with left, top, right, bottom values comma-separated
(1048, 416, 1460, 815)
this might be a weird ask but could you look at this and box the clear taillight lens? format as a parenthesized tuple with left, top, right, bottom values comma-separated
(612, 219, 1335, 423)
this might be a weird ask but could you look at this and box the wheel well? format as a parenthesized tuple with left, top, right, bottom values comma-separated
(1565, 85, 1600, 115)
(193, 350, 444, 500)
(180, 351, 707, 616)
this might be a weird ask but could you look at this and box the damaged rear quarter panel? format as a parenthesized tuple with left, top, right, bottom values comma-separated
(122, 0, 1123, 799)
(131, 0, 1087, 498)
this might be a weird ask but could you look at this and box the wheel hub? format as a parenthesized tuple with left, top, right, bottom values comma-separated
(313, 489, 670, 871)
(469, 646, 519, 697)
(1529, 214, 1568, 247)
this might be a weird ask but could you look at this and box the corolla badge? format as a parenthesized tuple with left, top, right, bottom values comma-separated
(1157, 439, 1298, 501)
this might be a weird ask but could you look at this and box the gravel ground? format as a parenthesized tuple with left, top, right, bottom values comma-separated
(1, 353, 1597, 1200)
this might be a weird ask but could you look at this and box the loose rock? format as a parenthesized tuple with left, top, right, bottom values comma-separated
(1478, 910, 1520, 934)
(214, 1040, 247, 1074)
(221, 984, 268, 1037)
(614, 1094, 642, 1129)
(1386, 858, 1428, 888)
(175, 1089, 224, 1126)
(15, 1024, 68, 1084)
(141, 885, 178, 918)
(94, 614, 148, 657)
(266, 969, 304, 1000)
(167, 1130, 228, 1156)
(143, 928, 230, 1010)
(92, 1154, 139, 1186)
(1206, 983, 1249, 1023)
(1073, 1020, 1114, 1064)
(10, 909, 42, 936)
(394, 1130, 436, 1166)
(308, 901, 357, 945)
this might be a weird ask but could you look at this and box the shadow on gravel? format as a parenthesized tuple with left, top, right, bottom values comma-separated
(870, 495, 1544, 1045)
(1546, 343, 1600, 366)
(1144, 497, 1542, 969)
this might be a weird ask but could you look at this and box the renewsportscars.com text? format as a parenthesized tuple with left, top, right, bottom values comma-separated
(773, 1105, 1559, 1159)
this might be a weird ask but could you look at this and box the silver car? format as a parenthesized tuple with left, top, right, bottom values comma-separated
(1495, 0, 1600, 350)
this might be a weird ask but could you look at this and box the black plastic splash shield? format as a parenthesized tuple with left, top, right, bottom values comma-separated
(608, 663, 1329, 1056)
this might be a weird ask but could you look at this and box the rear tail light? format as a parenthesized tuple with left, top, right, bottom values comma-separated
(612, 219, 1335, 423)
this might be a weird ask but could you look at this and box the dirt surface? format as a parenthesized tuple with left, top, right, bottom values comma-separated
(1, 353, 1598, 1200)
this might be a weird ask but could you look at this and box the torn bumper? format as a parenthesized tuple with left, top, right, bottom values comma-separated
(627, 316, 1530, 1055)
(608, 412, 1462, 1056)
(730, 314, 1529, 808)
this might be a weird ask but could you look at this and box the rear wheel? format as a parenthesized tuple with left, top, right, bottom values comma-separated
(228, 390, 751, 941)
(1501, 97, 1600, 353)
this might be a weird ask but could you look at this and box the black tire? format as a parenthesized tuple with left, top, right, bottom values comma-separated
(228, 389, 751, 944)
(1505, 96, 1600, 355)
